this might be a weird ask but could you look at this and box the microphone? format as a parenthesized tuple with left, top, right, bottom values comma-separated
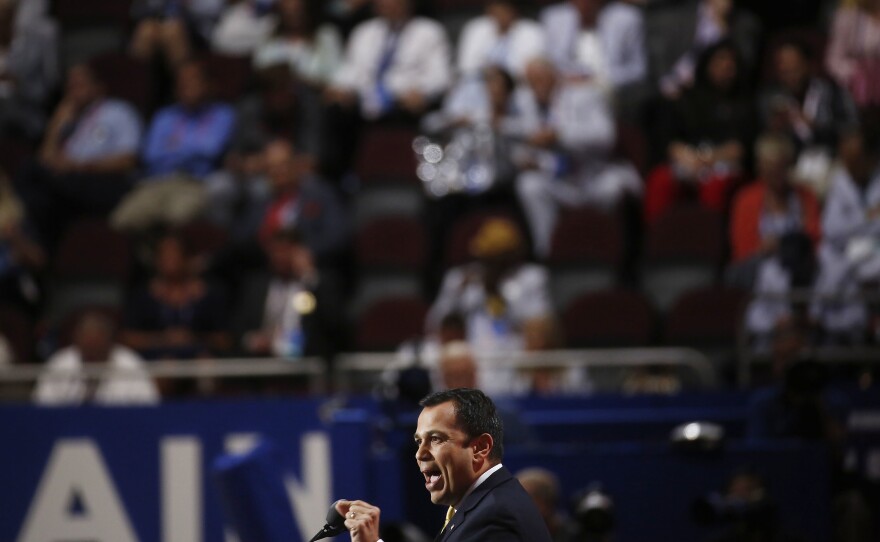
(308, 500, 347, 542)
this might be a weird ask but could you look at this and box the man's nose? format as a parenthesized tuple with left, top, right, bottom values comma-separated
(415, 442, 430, 461)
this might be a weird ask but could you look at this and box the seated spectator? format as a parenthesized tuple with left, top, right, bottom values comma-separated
(515, 467, 566, 542)
(233, 227, 342, 360)
(0, 173, 44, 314)
(442, 1, 544, 130)
(731, 135, 821, 347)
(826, 0, 880, 111)
(760, 39, 859, 197)
(522, 315, 592, 396)
(457, 0, 545, 80)
(812, 127, 880, 345)
(120, 232, 231, 360)
(729, 134, 820, 268)
(644, 41, 755, 223)
(542, 0, 649, 117)
(211, 0, 277, 56)
(420, 66, 523, 290)
(253, 0, 344, 88)
(111, 60, 236, 233)
(426, 217, 553, 354)
(205, 65, 324, 239)
(33, 311, 159, 406)
(258, 139, 349, 266)
(326, 0, 451, 120)
(649, 0, 760, 100)
(0, 0, 58, 141)
(322, 0, 451, 178)
(130, 0, 226, 69)
(540, 0, 647, 96)
(748, 359, 872, 542)
(438, 340, 481, 390)
(513, 58, 641, 257)
(15, 62, 142, 247)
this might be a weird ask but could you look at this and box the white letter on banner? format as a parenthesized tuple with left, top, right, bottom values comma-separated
(161, 437, 202, 542)
(17, 439, 138, 542)
(286, 432, 332, 542)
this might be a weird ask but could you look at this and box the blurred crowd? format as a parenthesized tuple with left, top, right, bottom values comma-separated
(1, 0, 880, 402)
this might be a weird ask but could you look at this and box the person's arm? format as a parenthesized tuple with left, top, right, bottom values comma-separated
(3, 222, 46, 270)
(303, 180, 350, 262)
(141, 108, 179, 176)
(328, 21, 369, 98)
(554, 85, 615, 154)
(425, 268, 467, 334)
(456, 17, 486, 76)
(601, 6, 647, 88)
(824, 9, 858, 88)
(39, 99, 79, 167)
(315, 25, 345, 86)
(396, 21, 452, 103)
(187, 105, 237, 166)
(76, 154, 139, 175)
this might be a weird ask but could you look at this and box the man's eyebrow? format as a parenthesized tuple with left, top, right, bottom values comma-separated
(414, 430, 445, 440)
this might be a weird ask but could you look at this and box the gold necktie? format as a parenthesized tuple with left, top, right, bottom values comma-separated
(442, 506, 455, 531)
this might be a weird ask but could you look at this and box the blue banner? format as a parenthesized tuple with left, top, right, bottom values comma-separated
(0, 399, 352, 542)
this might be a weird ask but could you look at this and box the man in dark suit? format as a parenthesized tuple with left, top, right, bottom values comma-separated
(232, 227, 342, 362)
(336, 388, 552, 542)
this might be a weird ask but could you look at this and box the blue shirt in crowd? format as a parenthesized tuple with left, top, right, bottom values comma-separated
(63, 99, 143, 163)
(141, 102, 236, 179)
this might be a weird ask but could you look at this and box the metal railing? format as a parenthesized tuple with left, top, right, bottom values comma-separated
(0, 348, 718, 401)
(335, 347, 717, 393)
(736, 288, 880, 386)
(0, 357, 327, 401)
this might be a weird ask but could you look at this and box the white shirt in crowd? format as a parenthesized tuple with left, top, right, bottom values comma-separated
(333, 16, 452, 116)
(33, 345, 160, 406)
(541, 1, 647, 89)
(456, 15, 545, 78)
(811, 164, 880, 335)
(211, 1, 277, 56)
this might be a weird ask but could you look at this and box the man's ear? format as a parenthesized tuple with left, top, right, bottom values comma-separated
(472, 433, 493, 461)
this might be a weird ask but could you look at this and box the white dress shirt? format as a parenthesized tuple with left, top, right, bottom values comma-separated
(811, 165, 880, 334)
(541, 1, 646, 88)
(333, 16, 452, 116)
(33, 346, 160, 406)
(456, 16, 545, 78)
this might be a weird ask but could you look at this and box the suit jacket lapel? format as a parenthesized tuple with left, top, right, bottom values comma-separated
(434, 466, 513, 541)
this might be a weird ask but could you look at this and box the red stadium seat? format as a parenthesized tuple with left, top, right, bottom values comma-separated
(355, 215, 426, 271)
(355, 295, 429, 351)
(643, 204, 724, 312)
(664, 286, 748, 347)
(562, 289, 655, 347)
(354, 126, 420, 185)
(0, 307, 35, 363)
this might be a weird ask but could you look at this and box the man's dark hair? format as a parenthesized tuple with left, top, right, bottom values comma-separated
(271, 226, 305, 246)
(419, 388, 504, 461)
(776, 38, 813, 62)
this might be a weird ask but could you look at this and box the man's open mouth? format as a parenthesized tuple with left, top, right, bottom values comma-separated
(422, 469, 442, 489)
